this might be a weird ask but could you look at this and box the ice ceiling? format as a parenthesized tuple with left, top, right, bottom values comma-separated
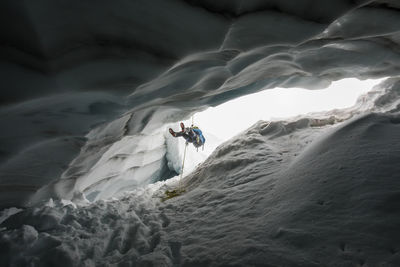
(1, 0, 400, 207)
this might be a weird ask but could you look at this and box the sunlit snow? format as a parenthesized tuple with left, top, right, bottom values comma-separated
(2, 0, 400, 265)
(2, 78, 400, 266)
(169, 78, 386, 198)
(194, 78, 385, 140)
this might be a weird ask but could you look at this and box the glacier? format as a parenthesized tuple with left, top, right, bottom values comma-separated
(1, 79, 400, 266)
(1, 0, 400, 266)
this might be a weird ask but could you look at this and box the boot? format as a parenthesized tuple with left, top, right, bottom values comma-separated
(169, 128, 176, 137)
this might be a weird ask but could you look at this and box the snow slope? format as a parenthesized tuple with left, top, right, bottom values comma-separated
(27, 77, 393, 205)
(2, 0, 400, 207)
(1, 1, 400, 265)
(2, 88, 400, 266)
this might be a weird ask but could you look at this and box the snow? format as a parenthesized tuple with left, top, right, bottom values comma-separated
(221, 10, 325, 50)
(195, 78, 384, 140)
(0, 208, 22, 225)
(2, 0, 399, 208)
(1, 1, 400, 265)
(1, 79, 400, 266)
(0, 92, 125, 208)
(320, 7, 400, 39)
(27, 111, 222, 205)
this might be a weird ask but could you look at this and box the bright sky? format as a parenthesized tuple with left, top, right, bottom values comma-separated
(191, 78, 385, 140)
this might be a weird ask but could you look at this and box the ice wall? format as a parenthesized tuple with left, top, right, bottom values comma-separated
(1, 0, 400, 206)
(0, 92, 125, 207)
(1, 79, 400, 266)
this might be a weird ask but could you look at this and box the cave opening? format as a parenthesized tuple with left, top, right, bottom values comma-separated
(193, 78, 385, 141)
(168, 77, 386, 180)
(77, 78, 386, 203)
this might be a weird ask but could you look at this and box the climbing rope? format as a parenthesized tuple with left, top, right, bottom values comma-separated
(162, 116, 194, 201)
(179, 115, 193, 191)
(178, 141, 188, 192)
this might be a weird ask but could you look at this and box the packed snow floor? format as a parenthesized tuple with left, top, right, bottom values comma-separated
(1, 111, 400, 266)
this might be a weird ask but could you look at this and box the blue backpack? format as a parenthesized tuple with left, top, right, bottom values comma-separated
(192, 127, 205, 149)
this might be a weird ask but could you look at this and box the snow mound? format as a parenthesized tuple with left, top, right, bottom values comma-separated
(3, 1, 400, 208)
(2, 104, 400, 265)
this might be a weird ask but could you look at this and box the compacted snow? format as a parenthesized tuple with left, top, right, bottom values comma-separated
(2, 1, 400, 266)
(2, 0, 400, 209)
(1, 79, 400, 266)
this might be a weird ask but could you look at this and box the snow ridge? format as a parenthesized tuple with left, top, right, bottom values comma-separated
(2, 101, 400, 265)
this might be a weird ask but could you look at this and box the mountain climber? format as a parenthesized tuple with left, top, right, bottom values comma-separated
(169, 122, 205, 149)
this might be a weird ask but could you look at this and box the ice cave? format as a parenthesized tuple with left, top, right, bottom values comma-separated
(1, 0, 400, 266)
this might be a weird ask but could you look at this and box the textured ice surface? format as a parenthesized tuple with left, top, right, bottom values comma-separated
(1, 0, 400, 206)
(28, 112, 222, 206)
(0, 93, 125, 207)
(0, 208, 22, 225)
(34, 77, 393, 204)
(2, 80, 400, 266)
(2, 110, 400, 266)
(1, 1, 400, 264)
